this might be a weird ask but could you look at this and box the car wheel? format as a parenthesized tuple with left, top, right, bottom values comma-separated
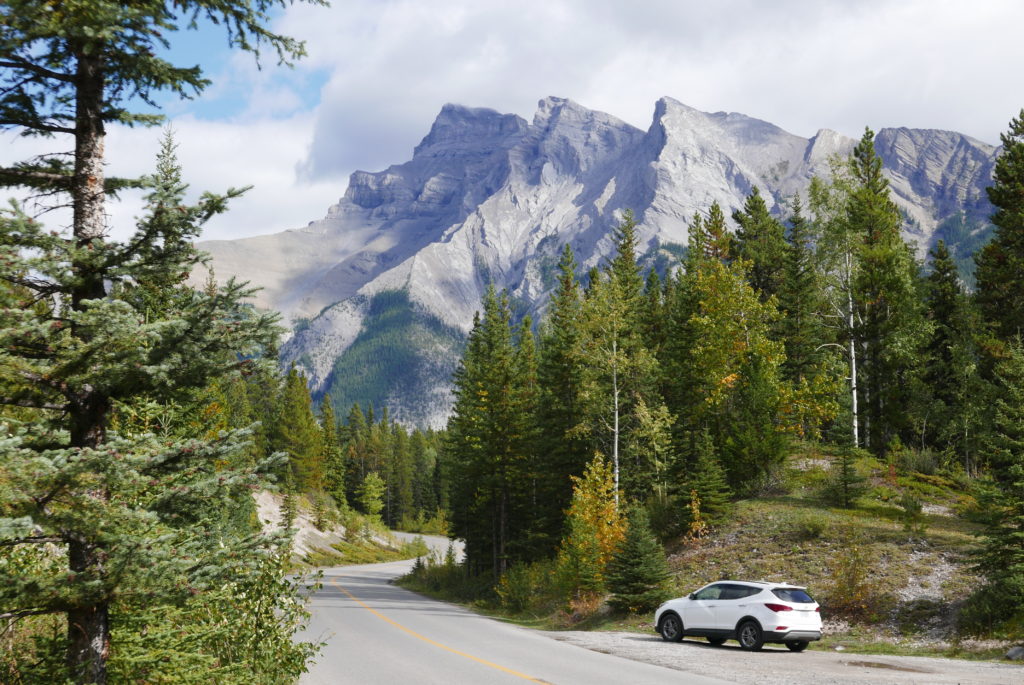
(786, 641, 809, 652)
(707, 637, 727, 646)
(737, 620, 764, 651)
(659, 613, 684, 642)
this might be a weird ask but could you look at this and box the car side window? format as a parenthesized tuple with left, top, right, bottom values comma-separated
(719, 584, 756, 600)
(693, 584, 723, 600)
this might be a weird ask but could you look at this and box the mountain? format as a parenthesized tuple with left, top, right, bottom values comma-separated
(195, 96, 998, 427)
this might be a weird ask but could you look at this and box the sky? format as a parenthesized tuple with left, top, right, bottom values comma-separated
(4, 0, 1024, 242)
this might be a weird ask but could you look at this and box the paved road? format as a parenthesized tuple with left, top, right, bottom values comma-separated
(298, 534, 729, 685)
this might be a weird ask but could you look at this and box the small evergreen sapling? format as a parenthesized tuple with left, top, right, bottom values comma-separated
(606, 507, 671, 614)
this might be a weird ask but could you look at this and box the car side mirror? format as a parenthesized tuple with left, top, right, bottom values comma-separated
(688, 593, 696, 600)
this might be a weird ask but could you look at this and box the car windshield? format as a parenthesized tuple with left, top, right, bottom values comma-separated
(772, 588, 814, 603)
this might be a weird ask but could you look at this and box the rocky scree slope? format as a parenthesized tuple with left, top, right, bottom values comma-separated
(195, 96, 998, 427)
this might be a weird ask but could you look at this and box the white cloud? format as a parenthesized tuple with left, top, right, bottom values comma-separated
(293, 0, 1024, 180)
(4, 0, 1022, 242)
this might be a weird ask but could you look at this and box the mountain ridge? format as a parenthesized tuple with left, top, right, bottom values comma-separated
(194, 96, 998, 427)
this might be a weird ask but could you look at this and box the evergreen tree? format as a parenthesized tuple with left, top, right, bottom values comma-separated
(974, 341, 1024, 626)
(274, 366, 325, 494)
(848, 128, 931, 454)
(824, 449, 868, 508)
(680, 428, 732, 525)
(536, 245, 589, 549)
(732, 187, 787, 300)
(923, 242, 986, 467)
(606, 507, 671, 614)
(387, 423, 414, 527)
(0, 132, 302, 683)
(975, 110, 1024, 340)
(320, 396, 346, 508)
(410, 429, 438, 516)
(447, 287, 536, 577)
(0, 5, 317, 678)
(778, 196, 825, 384)
(358, 472, 386, 521)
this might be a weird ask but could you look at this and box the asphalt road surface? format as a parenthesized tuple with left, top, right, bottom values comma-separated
(298, 534, 729, 685)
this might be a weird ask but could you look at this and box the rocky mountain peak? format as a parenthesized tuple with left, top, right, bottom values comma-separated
(195, 97, 997, 428)
(413, 103, 527, 158)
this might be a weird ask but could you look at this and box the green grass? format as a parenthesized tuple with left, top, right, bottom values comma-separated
(300, 533, 430, 568)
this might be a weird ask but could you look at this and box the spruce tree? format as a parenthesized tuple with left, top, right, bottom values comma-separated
(447, 287, 536, 577)
(320, 395, 346, 509)
(274, 366, 325, 494)
(680, 428, 732, 524)
(733, 187, 788, 301)
(778, 196, 825, 384)
(606, 507, 671, 614)
(0, 4, 317, 679)
(975, 110, 1024, 341)
(848, 128, 930, 455)
(536, 245, 589, 548)
(0, 133, 297, 683)
(923, 241, 985, 465)
(975, 340, 1024, 624)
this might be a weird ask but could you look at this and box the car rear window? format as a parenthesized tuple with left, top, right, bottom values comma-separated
(772, 588, 814, 603)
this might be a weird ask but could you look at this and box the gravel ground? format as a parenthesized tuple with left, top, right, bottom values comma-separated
(541, 631, 1023, 685)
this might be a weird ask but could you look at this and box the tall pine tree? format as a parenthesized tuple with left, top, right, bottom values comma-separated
(976, 110, 1024, 341)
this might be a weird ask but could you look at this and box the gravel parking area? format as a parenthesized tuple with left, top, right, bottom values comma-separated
(541, 631, 1023, 685)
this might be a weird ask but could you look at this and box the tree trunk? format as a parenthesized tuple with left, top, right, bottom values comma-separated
(845, 250, 859, 449)
(67, 541, 110, 685)
(611, 339, 620, 510)
(67, 49, 111, 685)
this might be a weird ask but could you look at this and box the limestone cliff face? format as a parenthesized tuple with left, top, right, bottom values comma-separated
(196, 97, 997, 427)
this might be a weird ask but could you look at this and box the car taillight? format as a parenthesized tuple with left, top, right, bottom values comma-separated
(764, 603, 793, 612)
(815, 607, 821, 612)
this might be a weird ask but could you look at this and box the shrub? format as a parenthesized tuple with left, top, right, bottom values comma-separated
(791, 513, 828, 541)
(495, 559, 561, 615)
(822, 537, 889, 621)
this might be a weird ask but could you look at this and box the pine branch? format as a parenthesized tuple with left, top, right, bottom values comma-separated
(0, 536, 64, 546)
(0, 608, 63, 620)
(0, 57, 74, 82)
(0, 396, 68, 411)
(0, 165, 73, 187)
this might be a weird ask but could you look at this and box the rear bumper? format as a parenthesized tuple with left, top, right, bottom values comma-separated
(767, 630, 822, 643)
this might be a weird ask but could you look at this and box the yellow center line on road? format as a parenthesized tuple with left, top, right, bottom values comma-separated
(329, 575, 549, 684)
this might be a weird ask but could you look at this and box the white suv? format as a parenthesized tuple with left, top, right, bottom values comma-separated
(654, 580, 822, 651)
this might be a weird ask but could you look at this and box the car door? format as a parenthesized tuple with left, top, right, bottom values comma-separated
(713, 584, 756, 631)
(681, 583, 724, 631)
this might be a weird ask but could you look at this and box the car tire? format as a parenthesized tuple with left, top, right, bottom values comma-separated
(786, 641, 809, 652)
(737, 620, 764, 651)
(707, 637, 727, 646)
(659, 613, 684, 642)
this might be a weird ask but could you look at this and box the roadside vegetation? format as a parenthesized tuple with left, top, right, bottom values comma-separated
(401, 442, 1008, 659)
